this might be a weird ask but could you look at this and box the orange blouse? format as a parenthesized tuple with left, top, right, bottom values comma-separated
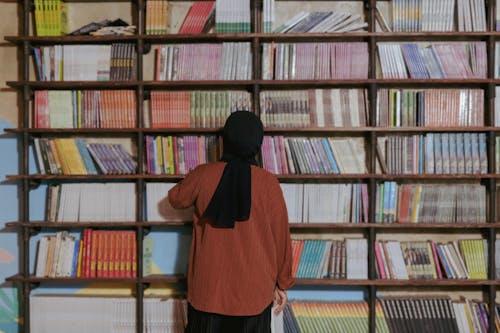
(168, 161, 295, 316)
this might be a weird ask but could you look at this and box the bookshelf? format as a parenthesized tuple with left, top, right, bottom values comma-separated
(4, 0, 500, 332)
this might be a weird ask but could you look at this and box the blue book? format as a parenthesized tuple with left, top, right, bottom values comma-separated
(383, 181, 391, 223)
(418, 135, 425, 173)
(471, 133, 481, 174)
(425, 133, 434, 173)
(456, 133, 465, 174)
(441, 133, 450, 174)
(436, 244, 453, 278)
(449, 133, 458, 174)
(433, 133, 443, 174)
(401, 43, 429, 79)
(71, 239, 80, 277)
(388, 181, 397, 223)
(463, 133, 473, 174)
(296, 240, 312, 279)
(72, 91, 78, 128)
(321, 138, 340, 174)
(75, 139, 98, 175)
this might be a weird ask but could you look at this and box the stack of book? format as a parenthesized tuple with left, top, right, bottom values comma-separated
(375, 239, 487, 280)
(377, 133, 488, 175)
(260, 89, 368, 128)
(33, 0, 68, 36)
(281, 183, 368, 223)
(33, 138, 136, 175)
(155, 43, 252, 80)
(35, 229, 137, 278)
(292, 238, 367, 280)
(390, 0, 486, 32)
(145, 135, 219, 175)
(262, 136, 366, 175)
(145, 183, 193, 221)
(273, 11, 367, 33)
(34, 90, 137, 129)
(379, 296, 492, 332)
(377, 42, 487, 79)
(286, 301, 390, 332)
(33, 44, 136, 81)
(46, 183, 136, 222)
(376, 89, 484, 127)
(150, 91, 252, 128)
(375, 182, 486, 224)
(178, 1, 215, 34)
(262, 42, 369, 80)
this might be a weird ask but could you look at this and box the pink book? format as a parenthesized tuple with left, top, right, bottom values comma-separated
(35, 90, 49, 128)
(374, 241, 387, 279)
(430, 240, 443, 279)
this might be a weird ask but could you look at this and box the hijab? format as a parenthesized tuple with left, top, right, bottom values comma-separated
(203, 111, 264, 228)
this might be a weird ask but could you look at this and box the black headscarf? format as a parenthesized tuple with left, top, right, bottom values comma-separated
(203, 111, 264, 228)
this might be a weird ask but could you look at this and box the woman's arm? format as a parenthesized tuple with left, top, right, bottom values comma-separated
(168, 166, 203, 209)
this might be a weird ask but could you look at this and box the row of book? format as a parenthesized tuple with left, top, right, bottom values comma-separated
(379, 296, 491, 333)
(282, 183, 368, 224)
(273, 11, 367, 33)
(391, 0, 486, 32)
(262, 136, 366, 175)
(375, 239, 487, 280)
(378, 133, 488, 175)
(260, 89, 368, 128)
(262, 42, 369, 80)
(34, 44, 136, 81)
(145, 135, 219, 175)
(34, 0, 67, 36)
(291, 238, 367, 280)
(44, 183, 500, 225)
(29, 295, 495, 333)
(376, 89, 485, 127)
(150, 91, 251, 128)
(34, 138, 136, 175)
(35, 230, 137, 278)
(31, 296, 187, 333)
(34, 90, 137, 129)
(155, 43, 252, 81)
(377, 42, 487, 79)
(375, 183, 486, 224)
(46, 183, 136, 222)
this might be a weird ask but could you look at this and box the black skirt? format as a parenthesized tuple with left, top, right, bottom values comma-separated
(184, 303, 272, 333)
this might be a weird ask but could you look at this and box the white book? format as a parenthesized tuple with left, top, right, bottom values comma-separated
(385, 240, 409, 279)
(35, 236, 50, 277)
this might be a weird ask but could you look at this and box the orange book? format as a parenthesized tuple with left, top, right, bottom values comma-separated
(108, 231, 116, 278)
(131, 231, 137, 277)
(90, 229, 98, 277)
(96, 231, 104, 277)
(125, 231, 132, 278)
(83, 229, 92, 278)
(119, 231, 127, 278)
(291, 240, 304, 278)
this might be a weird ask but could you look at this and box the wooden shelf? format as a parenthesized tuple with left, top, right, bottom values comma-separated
(6, 81, 139, 89)
(6, 275, 137, 283)
(4, 35, 139, 45)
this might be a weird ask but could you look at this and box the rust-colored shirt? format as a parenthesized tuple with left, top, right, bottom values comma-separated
(168, 161, 295, 316)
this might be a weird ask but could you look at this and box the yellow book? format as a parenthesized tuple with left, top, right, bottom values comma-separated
(59, 0, 68, 35)
(54, 138, 86, 174)
(409, 184, 421, 223)
(34, 0, 42, 36)
(155, 136, 163, 174)
(76, 238, 84, 278)
(475, 239, 487, 279)
(166, 136, 174, 174)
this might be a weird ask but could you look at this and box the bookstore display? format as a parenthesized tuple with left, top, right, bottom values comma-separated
(4, 0, 500, 332)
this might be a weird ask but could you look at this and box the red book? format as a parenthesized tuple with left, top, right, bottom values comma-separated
(80, 229, 88, 278)
(108, 232, 116, 278)
(85, 229, 93, 278)
(96, 231, 104, 278)
(430, 240, 443, 279)
(125, 231, 132, 278)
(34, 90, 49, 128)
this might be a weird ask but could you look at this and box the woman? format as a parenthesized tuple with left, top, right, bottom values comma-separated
(168, 111, 295, 333)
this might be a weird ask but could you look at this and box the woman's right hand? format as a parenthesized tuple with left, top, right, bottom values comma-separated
(273, 287, 288, 315)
